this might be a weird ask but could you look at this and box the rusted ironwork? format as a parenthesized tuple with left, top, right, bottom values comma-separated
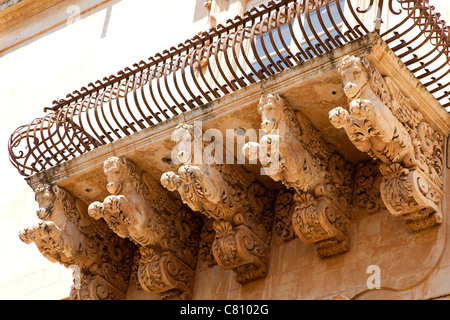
(8, 0, 450, 176)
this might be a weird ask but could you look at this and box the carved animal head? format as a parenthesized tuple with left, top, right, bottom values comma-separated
(103, 156, 129, 195)
(34, 183, 57, 220)
(257, 93, 285, 133)
(338, 55, 371, 100)
(171, 123, 198, 165)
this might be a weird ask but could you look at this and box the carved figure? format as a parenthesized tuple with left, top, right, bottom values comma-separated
(161, 123, 274, 283)
(88, 156, 202, 299)
(20, 183, 134, 300)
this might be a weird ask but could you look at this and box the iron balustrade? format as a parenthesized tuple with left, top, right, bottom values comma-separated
(8, 0, 450, 177)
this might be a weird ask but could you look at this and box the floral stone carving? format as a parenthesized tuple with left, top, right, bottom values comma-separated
(329, 55, 444, 231)
(88, 156, 202, 299)
(19, 183, 135, 300)
(244, 93, 354, 258)
(354, 161, 385, 215)
(161, 123, 274, 283)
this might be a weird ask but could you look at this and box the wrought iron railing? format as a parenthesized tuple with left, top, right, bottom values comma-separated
(8, 0, 450, 177)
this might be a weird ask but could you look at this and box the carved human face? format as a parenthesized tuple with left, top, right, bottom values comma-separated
(104, 158, 124, 195)
(259, 95, 282, 133)
(35, 185, 55, 220)
(339, 60, 369, 100)
(172, 125, 194, 164)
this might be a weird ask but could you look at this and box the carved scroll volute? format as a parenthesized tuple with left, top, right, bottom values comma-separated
(379, 163, 443, 232)
(330, 55, 445, 231)
(19, 183, 135, 300)
(137, 247, 196, 300)
(292, 194, 349, 244)
(246, 93, 353, 258)
(88, 156, 202, 300)
(291, 193, 351, 258)
(161, 123, 275, 284)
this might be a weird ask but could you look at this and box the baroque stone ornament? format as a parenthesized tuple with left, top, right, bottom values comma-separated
(379, 163, 443, 232)
(161, 123, 274, 283)
(19, 183, 135, 300)
(245, 93, 354, 258)
(329, 55, 444, 231)
(329, 55, 415, 165)
(354, 161, 385, 215)
(88, 156, 202, 299)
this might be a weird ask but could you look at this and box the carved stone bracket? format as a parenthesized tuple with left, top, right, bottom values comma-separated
(161, 124, 274, 283)
(274, 189, 351, 258)
(292, 193, 351, 258)
(19, 183, 135, 300)
(137, 247, 196, 300)
(245, 93, 354, 258)
(87, 156, 202, 299)
(380, 163, 443, 232)
(329, 55, 444, 231)
(71, 274, 128, 300)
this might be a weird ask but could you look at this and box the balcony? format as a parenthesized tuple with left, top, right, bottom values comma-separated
(7, 0, 450, 300)
(8, 0, 450, 179)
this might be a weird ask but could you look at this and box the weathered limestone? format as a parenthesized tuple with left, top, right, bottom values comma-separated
(161, 123, 274, 283)
(17, 37, 450, 300)
(87, 156, 203, 300)
(353, 161, 385, 215)
(19, 183, 135, 300)
(244, 93, 354, 258)
(329, 55, 445, 231)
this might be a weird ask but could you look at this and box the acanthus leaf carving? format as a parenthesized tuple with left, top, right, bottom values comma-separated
(137, 247, 196, 300)
(198, 218, 217, 267)
(292, 193, 351, 258)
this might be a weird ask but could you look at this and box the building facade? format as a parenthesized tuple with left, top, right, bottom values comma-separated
(1, 0, 449, 300)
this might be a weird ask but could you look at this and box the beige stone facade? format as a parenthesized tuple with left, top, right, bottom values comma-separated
(1, 0, 450, 300)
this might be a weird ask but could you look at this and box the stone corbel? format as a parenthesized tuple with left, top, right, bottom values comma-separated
(70, 274, 129, 300)
(137, 247, 196, 300)
(244, 93, 354, 258)
(379, 163, 443, 231)
(19, 183, 135, 300)
(160, 123, 274, 283)
(87, 156, 202, 300)
(329, 55, 444, 231)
